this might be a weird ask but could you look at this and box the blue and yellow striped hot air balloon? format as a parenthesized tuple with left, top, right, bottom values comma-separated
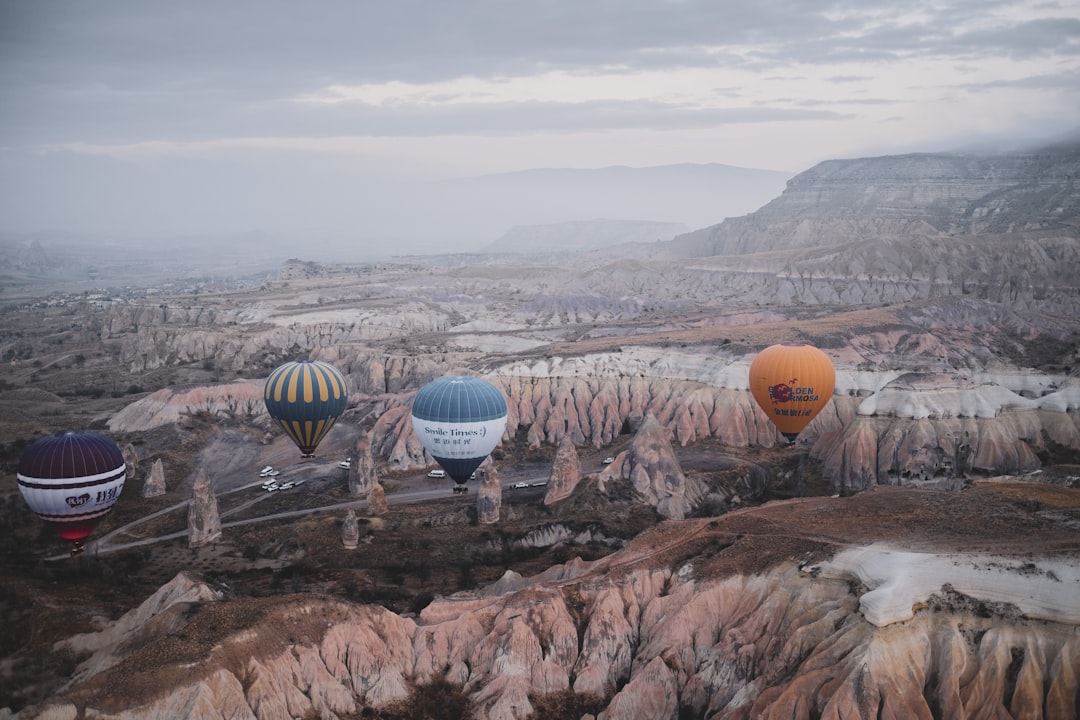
(264, 360, 349, 457)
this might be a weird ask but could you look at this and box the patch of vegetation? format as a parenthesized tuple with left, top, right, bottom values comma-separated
(342, 676, 474, 720)
(527, 690, 609, 720)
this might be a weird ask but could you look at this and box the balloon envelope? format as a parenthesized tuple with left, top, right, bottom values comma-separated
(410, 375, 508, 483)
(264, 360, 349, 457)
(17, 430, 127, 553)
(749, 343, 836, 442)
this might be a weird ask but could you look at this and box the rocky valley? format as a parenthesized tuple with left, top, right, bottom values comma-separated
(1, 140, 1079, 719)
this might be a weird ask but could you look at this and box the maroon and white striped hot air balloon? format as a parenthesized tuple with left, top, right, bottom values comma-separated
(17, 430, 127, 555)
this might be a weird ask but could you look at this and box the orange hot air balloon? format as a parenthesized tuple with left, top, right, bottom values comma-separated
(749, 343, 836, 443)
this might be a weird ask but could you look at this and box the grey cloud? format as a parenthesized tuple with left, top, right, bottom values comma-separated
(2, 0, 1074, 148)
(1, 91, 850, 148)
(0, 0, 1075, 167)
(951, 71, 1080, 91)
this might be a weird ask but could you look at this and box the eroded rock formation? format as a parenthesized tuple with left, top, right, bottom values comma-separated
(817, 375, 1080, 493)
(108, 381, 266, 432)
(27, 489, 1080, 720)
(596, 413, 706, 520)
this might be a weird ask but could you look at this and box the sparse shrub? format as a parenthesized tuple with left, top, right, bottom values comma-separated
(527, 690, 607, 720)
(363, 676, 474, 720)
(407, 591, 435, 615)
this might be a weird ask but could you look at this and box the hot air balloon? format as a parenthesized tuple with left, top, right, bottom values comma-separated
(749, 343, 836, 443)
(17, 430, 127, 555)
(410, 375, 508, 487)
(264, 359, 349, 457)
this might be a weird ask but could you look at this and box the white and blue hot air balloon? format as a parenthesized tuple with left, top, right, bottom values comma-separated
(410, 375, 508, 487)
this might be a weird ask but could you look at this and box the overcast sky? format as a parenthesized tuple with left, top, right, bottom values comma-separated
(1, 0, 1078, 249)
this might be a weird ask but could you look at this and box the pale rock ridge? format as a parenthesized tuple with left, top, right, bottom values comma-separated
(597, 656, 679, 720)
(596, 413, 707, 519)
(491, 373, 795, 453)
(27, 547, 1080, 720)
(60, 572, 224, 684)
(817, 409, 1079, 493)
(108, 381, 265, 432)
(187, 468, 222, 547)
(104, 300, 453, 373)
(486, 524, 620, 553)
(545, 433, 583, 505)
(817, 544, 1080, 627)
(142, 458, 166, 498)
(106, 362, 1077, 490)
(857, 373, 1038, 418)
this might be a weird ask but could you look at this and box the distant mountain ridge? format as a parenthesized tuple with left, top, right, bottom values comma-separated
(671, 141, 1080, 258)
(444, 162, 793, 237)
(483, 219, 689, 254)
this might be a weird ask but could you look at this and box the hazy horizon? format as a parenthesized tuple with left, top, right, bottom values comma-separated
(2, 1, 1078, 254)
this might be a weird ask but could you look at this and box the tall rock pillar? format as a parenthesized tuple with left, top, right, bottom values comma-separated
(187, 468, 222, 547)
(143, 458, 166, 498)
(545, 433, 583, 505)
(476, 460, 502, 525)
(349, 432, 377, 496)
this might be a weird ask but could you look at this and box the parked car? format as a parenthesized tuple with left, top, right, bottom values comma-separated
(338, 459, 351, 469)
(427, 469, 447, 478)
(602, 457, 615, 465)
(512, 482, 529, 489)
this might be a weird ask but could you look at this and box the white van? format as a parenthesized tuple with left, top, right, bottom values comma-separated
(427, 469, 446, 478)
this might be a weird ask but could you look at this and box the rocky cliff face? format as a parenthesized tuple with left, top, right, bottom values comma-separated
(817, 375, 1080, 493)
(660, 144, 1080, 314)
(27, 488, 1080, 720)
(674, 145, 1080, 257)
(102, 299, 455, 374)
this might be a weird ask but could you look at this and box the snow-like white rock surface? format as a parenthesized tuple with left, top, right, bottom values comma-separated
(857, 374, 1037, 418)
(817, 544, 1080, 627)
(444, 333, 549, 353)
(1037, 381, 1080, 412)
